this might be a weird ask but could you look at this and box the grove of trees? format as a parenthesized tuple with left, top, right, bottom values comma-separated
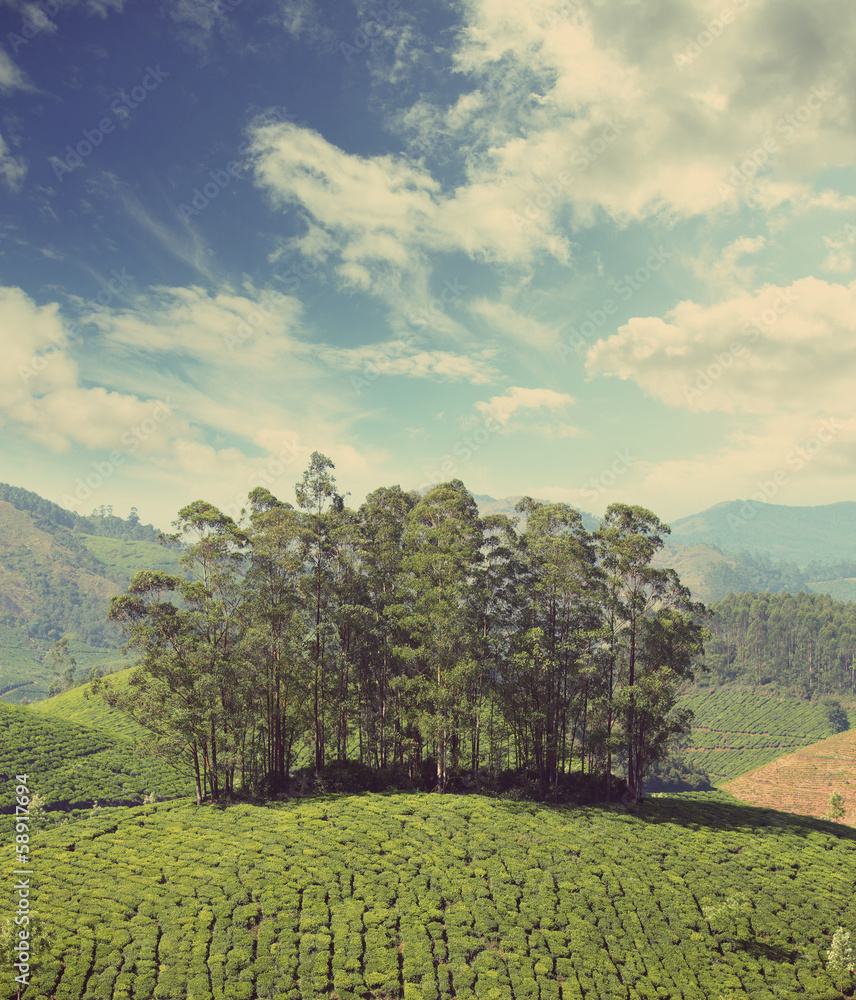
(705, 590, 856, 696)
(98, 453, 708, 805)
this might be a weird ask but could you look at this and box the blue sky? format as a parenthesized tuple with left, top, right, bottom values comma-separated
(1, 0, 854, 530)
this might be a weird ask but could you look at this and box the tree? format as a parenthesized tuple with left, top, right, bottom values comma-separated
(827, 927, 855, 996)
(295, 452, 347, 772)
(504, 499, 601, 793)
(353, 485, 417, 770)
(242, 487, 311, 791)
(99, 503, 249, 804)
(826, 790, 846, 822)
(396, 481, 485, 791)
(596, 504, 707, 802)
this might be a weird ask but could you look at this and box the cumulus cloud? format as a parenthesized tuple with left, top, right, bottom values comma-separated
(586, 276, 856, 416)
(0, 286, 180, 454)
(474, 385, 579, 436)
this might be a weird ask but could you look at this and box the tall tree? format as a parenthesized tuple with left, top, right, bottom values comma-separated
(295, 452, 346, 772)
(596, 503, 707, 801)
(243, 487, 309, 790)
(99, 502, 248, 803)
(396, 481, 484, 791)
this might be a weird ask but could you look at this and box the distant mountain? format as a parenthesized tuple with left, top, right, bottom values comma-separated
(0, 484, 181, 703)
(670, 499, 856, 563)
(473, 495, 856, 605)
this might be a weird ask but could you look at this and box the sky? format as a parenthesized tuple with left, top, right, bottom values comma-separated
(1, 0, 855, 532)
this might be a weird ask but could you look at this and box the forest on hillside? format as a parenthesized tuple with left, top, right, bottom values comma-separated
(704, 590, 856, 696)
(98, 453, 708, 806)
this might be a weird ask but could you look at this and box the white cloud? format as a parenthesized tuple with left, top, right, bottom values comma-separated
(474, 385, 578, 434)
(319, 340, 500, 387)
(469, 298, 560, 351)
(586, 276, 856, 417)
(0, 48, 29, 93)
(0, 132, 26, 190)
(0, 286, 182, 454)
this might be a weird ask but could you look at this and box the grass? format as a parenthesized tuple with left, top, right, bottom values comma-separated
(7, 792, 855, 1000)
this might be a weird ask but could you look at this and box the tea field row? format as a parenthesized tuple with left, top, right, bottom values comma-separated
(8, 793, 855, 1000)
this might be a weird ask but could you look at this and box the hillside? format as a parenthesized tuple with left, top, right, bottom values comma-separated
(0, 484, 181, 702)
(725, 728, 856, 825)
(7, 792, 855, 1000)
(0, 700, 191, 812)
(671, 499, 856, 563)
(677, 689, 848, 784)
(29, 666, 147, 742)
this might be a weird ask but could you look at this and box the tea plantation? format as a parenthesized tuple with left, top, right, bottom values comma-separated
(0, 701, 192, 813)
(679, 690, 847, 783)
(7, 792, 855, 1000)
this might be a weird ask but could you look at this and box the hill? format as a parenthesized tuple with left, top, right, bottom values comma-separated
(0, 484, 181, 702)
(677, 689, 847, 784)
(29, 666, 147, 741)
(725, 728, 856, 825)
(0, 699, 191, 813)
(671, 499, 856, 563)
(7, 792, 855, 1000)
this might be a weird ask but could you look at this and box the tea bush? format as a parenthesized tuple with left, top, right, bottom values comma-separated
(6, 793, 856, 999)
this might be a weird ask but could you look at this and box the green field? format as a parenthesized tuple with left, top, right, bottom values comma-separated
(679, 690, 848, 784)
(7, 792, 855, 1000)
(29, 667, 147, 741)
(0, 700, 192, 813)
(76, 534, 184, 580)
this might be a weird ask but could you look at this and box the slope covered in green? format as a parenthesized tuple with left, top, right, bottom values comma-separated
(29, 666, 146, 741)
(0, 700, 191, 812)
(679, 689, 847, 784)
(9, 793, 855, 1000)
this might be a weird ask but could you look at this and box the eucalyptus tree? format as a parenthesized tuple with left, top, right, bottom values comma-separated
(595, 503, 707, 801)
(396, 480, 485, 790)
(353, 485, 417, 769)
(242, 486, 310, 789)
(507, 499, 601, 790)
(295, 452, 347, 771)
(101, 502, 249, 803)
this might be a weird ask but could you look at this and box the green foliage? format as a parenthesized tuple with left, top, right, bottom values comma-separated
(704, 591, 856, 697)
(0, 700, 191, 813)
(678, 689, 845, 783)
(826, 791, 846, 822)
(4, 793, 855, 1000)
